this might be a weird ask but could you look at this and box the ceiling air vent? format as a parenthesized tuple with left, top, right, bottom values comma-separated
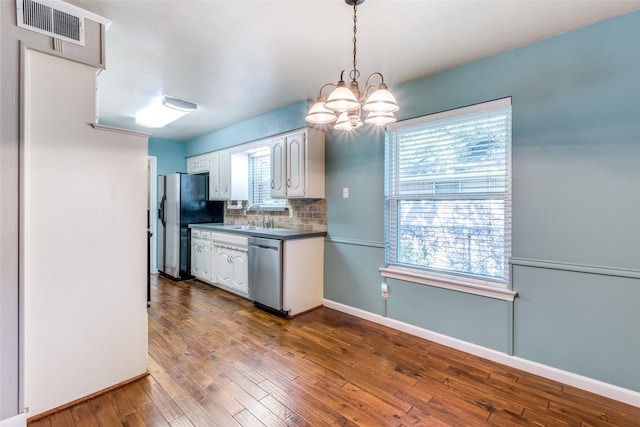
(16, 0, 85, 46)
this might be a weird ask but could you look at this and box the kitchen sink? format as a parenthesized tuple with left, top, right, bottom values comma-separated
(233, 225, 262, 230)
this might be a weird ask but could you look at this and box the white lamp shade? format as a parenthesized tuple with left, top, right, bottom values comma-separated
(365, 111, 397, 126)
(305, 99, 337, 124)
(334, 111, 363, 131)
(363, 87, 399, 113)
(324, 85, 360, 112)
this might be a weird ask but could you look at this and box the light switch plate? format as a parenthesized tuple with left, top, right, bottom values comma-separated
(343, 187, 349, 198)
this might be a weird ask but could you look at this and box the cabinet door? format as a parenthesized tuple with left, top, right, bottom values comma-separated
(200, 241, 212, 281)
(209, 151, 220, 200)
(187, 157, 200, 175)
(286, 131, 306, 197)
(187, 154, 210, 174)
(229, 249, 248, 295)
(219, 149, 230, 200)
(190, 239, 201, 277)
(190, 239, 212, 281)
(270, 137, 287, 198)
(196, 154, 210, 173)
(214, 246, 232, 286)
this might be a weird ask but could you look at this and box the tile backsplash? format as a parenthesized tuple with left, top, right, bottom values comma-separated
(224, 199, 327, 232)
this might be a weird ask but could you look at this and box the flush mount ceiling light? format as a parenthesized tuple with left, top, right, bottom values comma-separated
(135, 96, 198, 128)
(306, 0, 399, 131)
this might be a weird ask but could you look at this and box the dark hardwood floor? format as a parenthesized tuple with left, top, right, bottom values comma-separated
(30, 274, 640, 426)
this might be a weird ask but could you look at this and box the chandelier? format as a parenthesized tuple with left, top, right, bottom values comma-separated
(306, 0, 399, 131)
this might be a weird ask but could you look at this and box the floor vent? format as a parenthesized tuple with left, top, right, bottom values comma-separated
(17, 0, 85, 46)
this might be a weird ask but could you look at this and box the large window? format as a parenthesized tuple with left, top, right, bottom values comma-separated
(385, 98, 512, 287)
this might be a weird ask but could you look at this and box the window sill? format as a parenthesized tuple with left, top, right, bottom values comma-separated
(379, 265, 517, 302)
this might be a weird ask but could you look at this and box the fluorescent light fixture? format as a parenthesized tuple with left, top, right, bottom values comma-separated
(135, 96, 197, 128)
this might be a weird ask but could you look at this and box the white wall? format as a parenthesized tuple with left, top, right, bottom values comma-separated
(1, 3, 108, 420)
(23, 49, 148, 416)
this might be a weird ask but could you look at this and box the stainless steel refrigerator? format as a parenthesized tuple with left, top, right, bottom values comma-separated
(158, 173, 224, 280)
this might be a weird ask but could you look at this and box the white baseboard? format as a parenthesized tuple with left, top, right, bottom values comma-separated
(323, 299, 640, 408)
(0, 413, 26, 427)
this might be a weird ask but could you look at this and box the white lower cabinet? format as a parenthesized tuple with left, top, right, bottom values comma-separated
(190, 228, 248, 298)
(214, 246, 248, 296)
(190, 231, 212, 282)
(282, 237, 324, 316)
(190, 228, 324, 308)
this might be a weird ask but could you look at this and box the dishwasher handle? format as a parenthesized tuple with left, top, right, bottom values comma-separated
(251, 243, 278, 250)
(248, 236, 282, 250)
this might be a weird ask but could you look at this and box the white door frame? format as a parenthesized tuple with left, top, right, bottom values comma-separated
(148, 156, 158, 273)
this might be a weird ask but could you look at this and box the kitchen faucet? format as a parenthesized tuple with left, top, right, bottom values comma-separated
(246, 204, 266, 227)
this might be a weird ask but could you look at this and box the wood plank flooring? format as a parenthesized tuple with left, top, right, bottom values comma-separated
(30, 274, 640, 426)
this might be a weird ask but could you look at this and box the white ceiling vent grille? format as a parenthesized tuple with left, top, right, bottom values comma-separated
(17, 0, 85, 46)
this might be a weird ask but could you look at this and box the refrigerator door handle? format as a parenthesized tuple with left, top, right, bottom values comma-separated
(159, 195, 167, 227)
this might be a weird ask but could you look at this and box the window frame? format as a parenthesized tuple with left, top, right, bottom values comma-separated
(382, 98, 516, 301)
(248, 149, 287, 210)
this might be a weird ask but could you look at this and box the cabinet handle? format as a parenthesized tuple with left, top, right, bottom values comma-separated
(287, 178, 291, 188)
(271, 180, 274, 189)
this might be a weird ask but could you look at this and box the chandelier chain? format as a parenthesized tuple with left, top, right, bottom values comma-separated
(350, 3, 360, 82)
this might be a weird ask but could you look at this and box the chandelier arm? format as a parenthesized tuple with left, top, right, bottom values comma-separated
(318, 82, 337, 98)
(364, 72, 385, 92)
(363, 84, 377, 99)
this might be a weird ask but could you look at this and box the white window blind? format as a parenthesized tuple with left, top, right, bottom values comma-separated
(385, 98, 512, 285)
(249, 150, 286, 207)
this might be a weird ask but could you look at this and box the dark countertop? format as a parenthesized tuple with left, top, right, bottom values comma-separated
(189, 223, 327, 240)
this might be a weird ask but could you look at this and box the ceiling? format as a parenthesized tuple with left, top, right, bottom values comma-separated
(66, 0, 640, 141)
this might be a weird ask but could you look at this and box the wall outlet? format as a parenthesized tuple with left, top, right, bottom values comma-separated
(342, 187, 349, 198)
(381, 282, 389, 299)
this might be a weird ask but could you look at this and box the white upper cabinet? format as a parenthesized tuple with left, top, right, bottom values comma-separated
(209, 151, 221, 199)
(270, 136, 287, 198)
(186, 153, 210, 174)
(219, 149, 230, 200)
(211, 149, 231, 200)
(286, 132, 305, 197)
(230, 151, 249, 201)
(209, 149, 248, 201)
(270, 128, 325, 199)
(187, 127, 323, 202)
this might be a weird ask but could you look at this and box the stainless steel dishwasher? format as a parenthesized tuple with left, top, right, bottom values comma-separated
(248, 236, 287, 316)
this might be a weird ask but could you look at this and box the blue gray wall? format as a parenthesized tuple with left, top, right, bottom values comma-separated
(149, 99, 307, 176)
(325, 10, 640, 392)
(149, 137, 187, 175)
(185, 101, 309, 156)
